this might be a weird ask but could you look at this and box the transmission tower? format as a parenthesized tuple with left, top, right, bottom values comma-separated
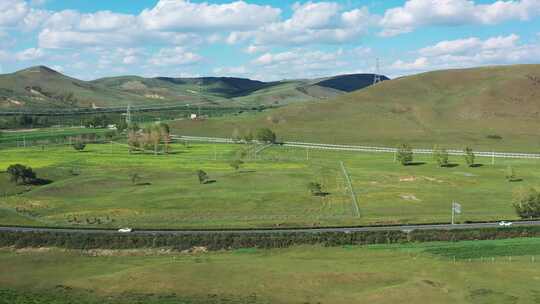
(125, 104, 132, 125)
(373, 58, 383, 85)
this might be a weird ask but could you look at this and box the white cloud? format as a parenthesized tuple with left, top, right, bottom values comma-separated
(244, 45, 268, 55)
(419, 37, 480, 56)
(15, 47, 44, 61)
(380, 0, 540, 36)
(390, 33, 540, 75)
(0, 0, 30, 27)
(391, 57, 429, 71)
(38, 27, 196, 49)
(229, 3, 375, 46)
(139, 0, 280, 31)
(148, 47, 202, 66)
(249, 48, 352, 80)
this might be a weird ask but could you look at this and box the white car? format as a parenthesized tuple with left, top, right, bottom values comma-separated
(118, 228, 133, 233)
(498, 221, 513, 227)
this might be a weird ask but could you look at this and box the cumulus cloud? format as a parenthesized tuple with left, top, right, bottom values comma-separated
(15, 47, 44, 61)
(380, 0, 540, 36)
(148, 47, 202, 66)
(139, 0, 280, 31)
(229, 3, 375, 46)
(390, 33, 540, 74)
(0, 0, 29, 27)
(249, 48, 354, 80)
(0, 0, 50, 31)
(244, 45, 268, 55)
(391, 57, 429, 71)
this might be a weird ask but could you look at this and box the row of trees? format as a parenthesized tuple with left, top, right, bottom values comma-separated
(397, 144, 476, 167)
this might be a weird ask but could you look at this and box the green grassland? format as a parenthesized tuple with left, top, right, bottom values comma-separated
(170, 64, 540, 152)
(0, 141, 537, 228)
(2, 238, 540, 303)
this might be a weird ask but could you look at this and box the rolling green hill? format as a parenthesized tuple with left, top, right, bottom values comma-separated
(0, 66, 385, 109)
(170, 64, 540, 152)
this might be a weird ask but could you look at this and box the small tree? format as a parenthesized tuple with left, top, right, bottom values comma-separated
(506, 165, 520, 182)
(242, 132, 254, 143)
(232, 128, 241, 143)
(308, 182, 323, 196)
(230, 159, 244, 171)
(464, 146, 475, 167)
(433, 145, 449, 167)
(131, 173, 141, 185)
(256, 128, 276, 143)
(197, 170, 209, 184)
(7, 164, 36, 185)
(159, 123, 171, 154)
(72, 142, 86, 152)
(396, 144, 413, 166)
(513, 187, 540, 219)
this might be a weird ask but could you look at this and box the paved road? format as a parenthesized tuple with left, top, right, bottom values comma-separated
(1, 221, 540, 235)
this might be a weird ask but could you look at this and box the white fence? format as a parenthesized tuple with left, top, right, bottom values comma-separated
(172, 135, 540, 160)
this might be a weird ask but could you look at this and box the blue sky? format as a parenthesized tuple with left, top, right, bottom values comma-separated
(0, 0, 539, 80)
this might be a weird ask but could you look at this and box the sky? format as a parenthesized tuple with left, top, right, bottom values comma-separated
(0, 0, 539, 81)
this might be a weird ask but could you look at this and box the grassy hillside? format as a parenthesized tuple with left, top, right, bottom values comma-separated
(0, 66, 147, 109)
(315, 73, 390, 92)
(171, 65, 540, 152)
(0, 66, 384, 109)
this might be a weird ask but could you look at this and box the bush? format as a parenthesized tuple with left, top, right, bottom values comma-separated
(6, 164, 36, 185)
(308, 182, 324, 196)
(513, 188, 540, 219)
(72, 142, 86, 151)
(197, 170, 209, 184)
(396, 144, 413, 165)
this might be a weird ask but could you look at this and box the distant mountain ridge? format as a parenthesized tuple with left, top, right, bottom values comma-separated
(0, 66, 388, 109)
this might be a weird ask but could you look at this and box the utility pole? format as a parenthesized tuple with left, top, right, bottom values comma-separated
(126, 104, 132, 125)
(373, 58, 383, 85)
(451, 202, 455, 225)
(451, 201, 461, 225)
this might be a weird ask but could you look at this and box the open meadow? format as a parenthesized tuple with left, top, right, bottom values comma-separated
(0, 140, 538, 228)
(1, 238, 540, 303)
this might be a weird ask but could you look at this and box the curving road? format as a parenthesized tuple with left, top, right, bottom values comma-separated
(1, 221, 540, 235)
